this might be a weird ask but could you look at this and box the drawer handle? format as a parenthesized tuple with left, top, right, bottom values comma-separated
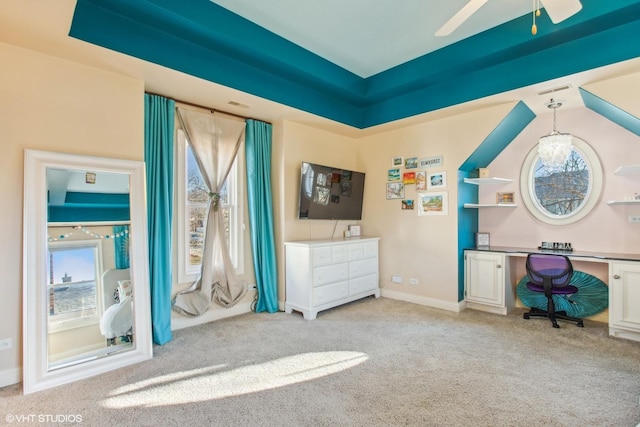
(613, 274, 621, 279)
(496, 264, 502, 269)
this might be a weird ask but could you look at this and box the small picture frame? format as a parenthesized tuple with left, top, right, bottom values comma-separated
(476, 232, 490, 247)
(427, 171, 446, 190)
(402, 199, 414, 210)
(392, 156, 403, 167)
(402, 172, 416, 184)
(386, 182, 405, 199)
(405, 157, 418, 169)
(348, 224, 361, 237)
(388, 168, 401, 181)
(415, 171, 426, 190)
(496, 192, 515, 204)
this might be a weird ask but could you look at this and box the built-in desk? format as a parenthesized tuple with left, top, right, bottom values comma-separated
(464, 247, 640, 342)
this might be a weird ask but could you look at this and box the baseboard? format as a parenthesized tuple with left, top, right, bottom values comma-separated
(381, 289, 464, 312)
(0, 367, 22, 388)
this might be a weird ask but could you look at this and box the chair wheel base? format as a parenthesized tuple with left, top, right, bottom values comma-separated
(523, 307, 584, 328)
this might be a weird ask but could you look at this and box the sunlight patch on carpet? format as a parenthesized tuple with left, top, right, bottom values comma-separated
(101, 351, 368, 408)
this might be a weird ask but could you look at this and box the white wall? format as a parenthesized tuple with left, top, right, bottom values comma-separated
(0, 42, 144, 385)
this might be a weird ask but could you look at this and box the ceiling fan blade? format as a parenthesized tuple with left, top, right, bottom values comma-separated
(435, 0, 488, 37)
(540, 0, 582, 24)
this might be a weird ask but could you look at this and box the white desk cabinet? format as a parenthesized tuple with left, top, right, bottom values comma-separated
(464, 250, 514, 315)
(285, 237, 380, 320)
(609, 261, 640, 341)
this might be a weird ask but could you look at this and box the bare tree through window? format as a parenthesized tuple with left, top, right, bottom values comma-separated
(533, 150, 588, 216)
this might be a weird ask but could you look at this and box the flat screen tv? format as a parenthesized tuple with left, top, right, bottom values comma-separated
(297, 161, 365, 220)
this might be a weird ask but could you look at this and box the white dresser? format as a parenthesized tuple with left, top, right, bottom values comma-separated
(284, 237, 380, 320)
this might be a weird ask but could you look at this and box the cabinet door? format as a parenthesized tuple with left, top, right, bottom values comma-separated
(465, 251, 505, 306)
(610, 261, 640, 330)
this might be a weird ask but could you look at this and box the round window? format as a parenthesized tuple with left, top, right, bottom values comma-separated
(519, 136, 602, 225)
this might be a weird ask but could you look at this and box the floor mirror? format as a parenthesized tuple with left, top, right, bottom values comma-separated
(23, 149, 152, 394)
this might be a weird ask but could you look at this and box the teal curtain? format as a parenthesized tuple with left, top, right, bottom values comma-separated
(245, 119, 278, 312)
(113, 225, 130, 269)
(245, 119, 278, 313)
(144, 94, 175, 345)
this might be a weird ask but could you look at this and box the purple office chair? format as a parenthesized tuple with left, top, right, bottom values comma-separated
(523, 253, 584, 328)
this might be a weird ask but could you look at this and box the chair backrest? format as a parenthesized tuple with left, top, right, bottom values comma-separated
(526, 253, 573, 288)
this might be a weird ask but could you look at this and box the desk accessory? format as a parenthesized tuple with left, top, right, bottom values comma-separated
(476, 232, 490, 247)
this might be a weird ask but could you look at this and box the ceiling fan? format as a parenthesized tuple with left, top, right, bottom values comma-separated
(435, 0, 582, 37)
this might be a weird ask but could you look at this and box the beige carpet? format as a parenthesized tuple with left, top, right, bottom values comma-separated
(2, 297, 640, 426)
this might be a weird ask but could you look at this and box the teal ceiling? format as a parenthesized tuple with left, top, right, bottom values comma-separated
(69, 0, 640, 129)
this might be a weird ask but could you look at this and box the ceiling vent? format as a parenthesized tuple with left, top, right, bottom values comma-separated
(227, 100, 250, 109)
(537, 85, 572, 96)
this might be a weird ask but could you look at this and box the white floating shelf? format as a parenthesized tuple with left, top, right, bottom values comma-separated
(464, 203, 517, 208)
(613, 165, 640, 175)
(463, 177, 512, 185)
(607, 200, 640, 205)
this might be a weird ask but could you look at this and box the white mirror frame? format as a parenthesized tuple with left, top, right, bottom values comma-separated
(23, 149, 152, 394)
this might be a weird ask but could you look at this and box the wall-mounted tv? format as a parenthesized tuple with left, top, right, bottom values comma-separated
(297, 161, 365, 220)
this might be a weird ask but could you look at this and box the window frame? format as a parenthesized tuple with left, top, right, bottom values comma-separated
(47, 239, 104, 333)
(519, 136, 603, 225)
(175, 128, 244, 286)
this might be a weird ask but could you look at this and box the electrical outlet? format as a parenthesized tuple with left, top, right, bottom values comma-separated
(391, 275, 402, 284)
(629, 215, 640, 223)
(0, 338, 12, 351)
(409, 278, 419, 285)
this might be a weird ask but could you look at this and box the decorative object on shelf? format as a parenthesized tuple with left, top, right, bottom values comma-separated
(496, 192, 515, 204)
(427, 171, 447, 190)
(418, 191, 448, 216)
(478, 168, 490, 178)
(348, 224, 361, 237)
(476, 232, 490, 247)
(386, 182, 405, 199)
(539, 241, 573, 251)
(538, 99, 573, 169)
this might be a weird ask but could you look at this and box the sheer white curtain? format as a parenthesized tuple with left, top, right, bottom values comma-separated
(172, 106, 247, 316)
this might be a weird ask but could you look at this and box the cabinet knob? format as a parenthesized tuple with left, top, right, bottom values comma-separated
(496, 264, 502, 269)
(613, 274, 621, 279)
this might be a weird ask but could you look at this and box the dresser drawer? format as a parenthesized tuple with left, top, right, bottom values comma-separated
(313, 263, 349, 286)
(349, 257, 378, 279)
(350, 274, 378, 296)
(313, 281, 349, 306)
(312, 246, 332, 267)
(363, 241, 378, 258)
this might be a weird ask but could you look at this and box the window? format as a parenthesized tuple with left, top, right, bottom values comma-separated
(47, 239, 103, 332)
(175, 129, 244, 284)
(520, 136, 603, 225)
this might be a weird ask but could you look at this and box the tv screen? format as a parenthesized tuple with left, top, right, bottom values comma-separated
(297, 161, 365, 220)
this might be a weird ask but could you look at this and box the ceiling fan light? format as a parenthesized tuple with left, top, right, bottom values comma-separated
(540, 0, 582, 24)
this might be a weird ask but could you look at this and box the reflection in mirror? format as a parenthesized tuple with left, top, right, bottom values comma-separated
(23, 150, 152, 394)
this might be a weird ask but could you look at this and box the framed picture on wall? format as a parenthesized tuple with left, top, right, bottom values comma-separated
(427, 171, 446, 189)
(496, 192, 515, 204)
(418, 191, 448, 216)
(386, 182, 405, 199)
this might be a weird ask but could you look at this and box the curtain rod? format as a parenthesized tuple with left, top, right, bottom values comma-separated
(145, 92, 271, 124)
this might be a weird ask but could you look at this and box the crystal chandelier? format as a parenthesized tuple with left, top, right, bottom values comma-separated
(538, 99, 573, 169)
